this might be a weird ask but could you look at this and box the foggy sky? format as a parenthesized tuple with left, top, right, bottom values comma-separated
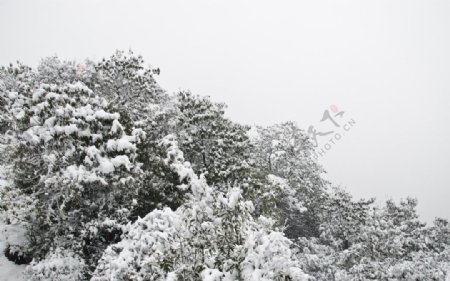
(1, 0, 449, 223)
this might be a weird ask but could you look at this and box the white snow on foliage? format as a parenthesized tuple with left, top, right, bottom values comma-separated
(62, 164, 107, 184)
(3, 55, 450, 281)
(160, 134, 194, 183)
(91, 153, 310, 281)
(25, 248, 85, 281)
(23, 82, 143, 189)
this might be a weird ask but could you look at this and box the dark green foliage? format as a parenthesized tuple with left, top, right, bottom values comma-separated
(93, 50, 167, 118)
(175, 91, 255, 188)
(4, 245, 33, 265)
(251, 122, 329, 239)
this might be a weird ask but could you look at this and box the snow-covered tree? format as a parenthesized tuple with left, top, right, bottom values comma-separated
(250, 122, 328, 238)
(93, 51, 187, 219)
(92, 138, 310, 281)
(342, 198, 443, 280)
(0, 62, 37, 265)
(319, 187, 375, 251)
(10, 81, 144, 277)
(175, 91, 255, 189)
(92, 50, 166, 122)
(298, 195, 450, 280)
(2, 51, 449, 281)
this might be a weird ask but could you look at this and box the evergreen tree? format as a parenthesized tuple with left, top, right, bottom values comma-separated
(250, 122, 328, 238)
(175, 91, 255, 188)
(16, 82, 144, 277)
(93, 51, 186, 218)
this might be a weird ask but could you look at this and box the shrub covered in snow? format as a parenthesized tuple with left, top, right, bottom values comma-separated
(26, 248, 86, 281)
(92, 164, 310, 281)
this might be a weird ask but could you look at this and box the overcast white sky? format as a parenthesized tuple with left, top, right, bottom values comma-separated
(1, 0, 449, 223)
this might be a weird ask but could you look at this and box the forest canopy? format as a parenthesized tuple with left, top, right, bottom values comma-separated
(0, 51, 449, 281)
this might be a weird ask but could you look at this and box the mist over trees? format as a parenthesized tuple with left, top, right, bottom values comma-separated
(0, 51, 449, 280)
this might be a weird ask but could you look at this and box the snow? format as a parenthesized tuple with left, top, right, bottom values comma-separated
(160, 134, 194, 182)
(91, 134, 103, 142)
(62, 165, 107, 185)
(64, 124, 77, 135)
(0, 239, 25, 281)
(27, 247, 85, 280)
(44, 92, 61, 101)
(73, 104, 95, 118)
(201, 268, 232, 281)
(110, 155, 132, 170)
(86, 145, 101, 159)
(43, 116, 56, 127)
(225, 188, 241, 209)
(32, 89, 45, 101)
(91, 166, 310, 281)
(106, 136, 137, 152)
(98, 157, 115, 174)
(7, 91, 18, 100)
(66, 81, 93, 94)
(13, 109, 25, 120)
(29, 116, 41, 126)
(110, 119, 123, 134)
(165, 272, 177, 281)
(271, 139, 280, 148)
(247, 126, 260, 141)
(91, 208, 181, 281)
(92, 109, 120, 120)
(0, 166, 26, 281)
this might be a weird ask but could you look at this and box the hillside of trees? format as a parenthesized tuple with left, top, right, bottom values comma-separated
(0, 51, 449, 280)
